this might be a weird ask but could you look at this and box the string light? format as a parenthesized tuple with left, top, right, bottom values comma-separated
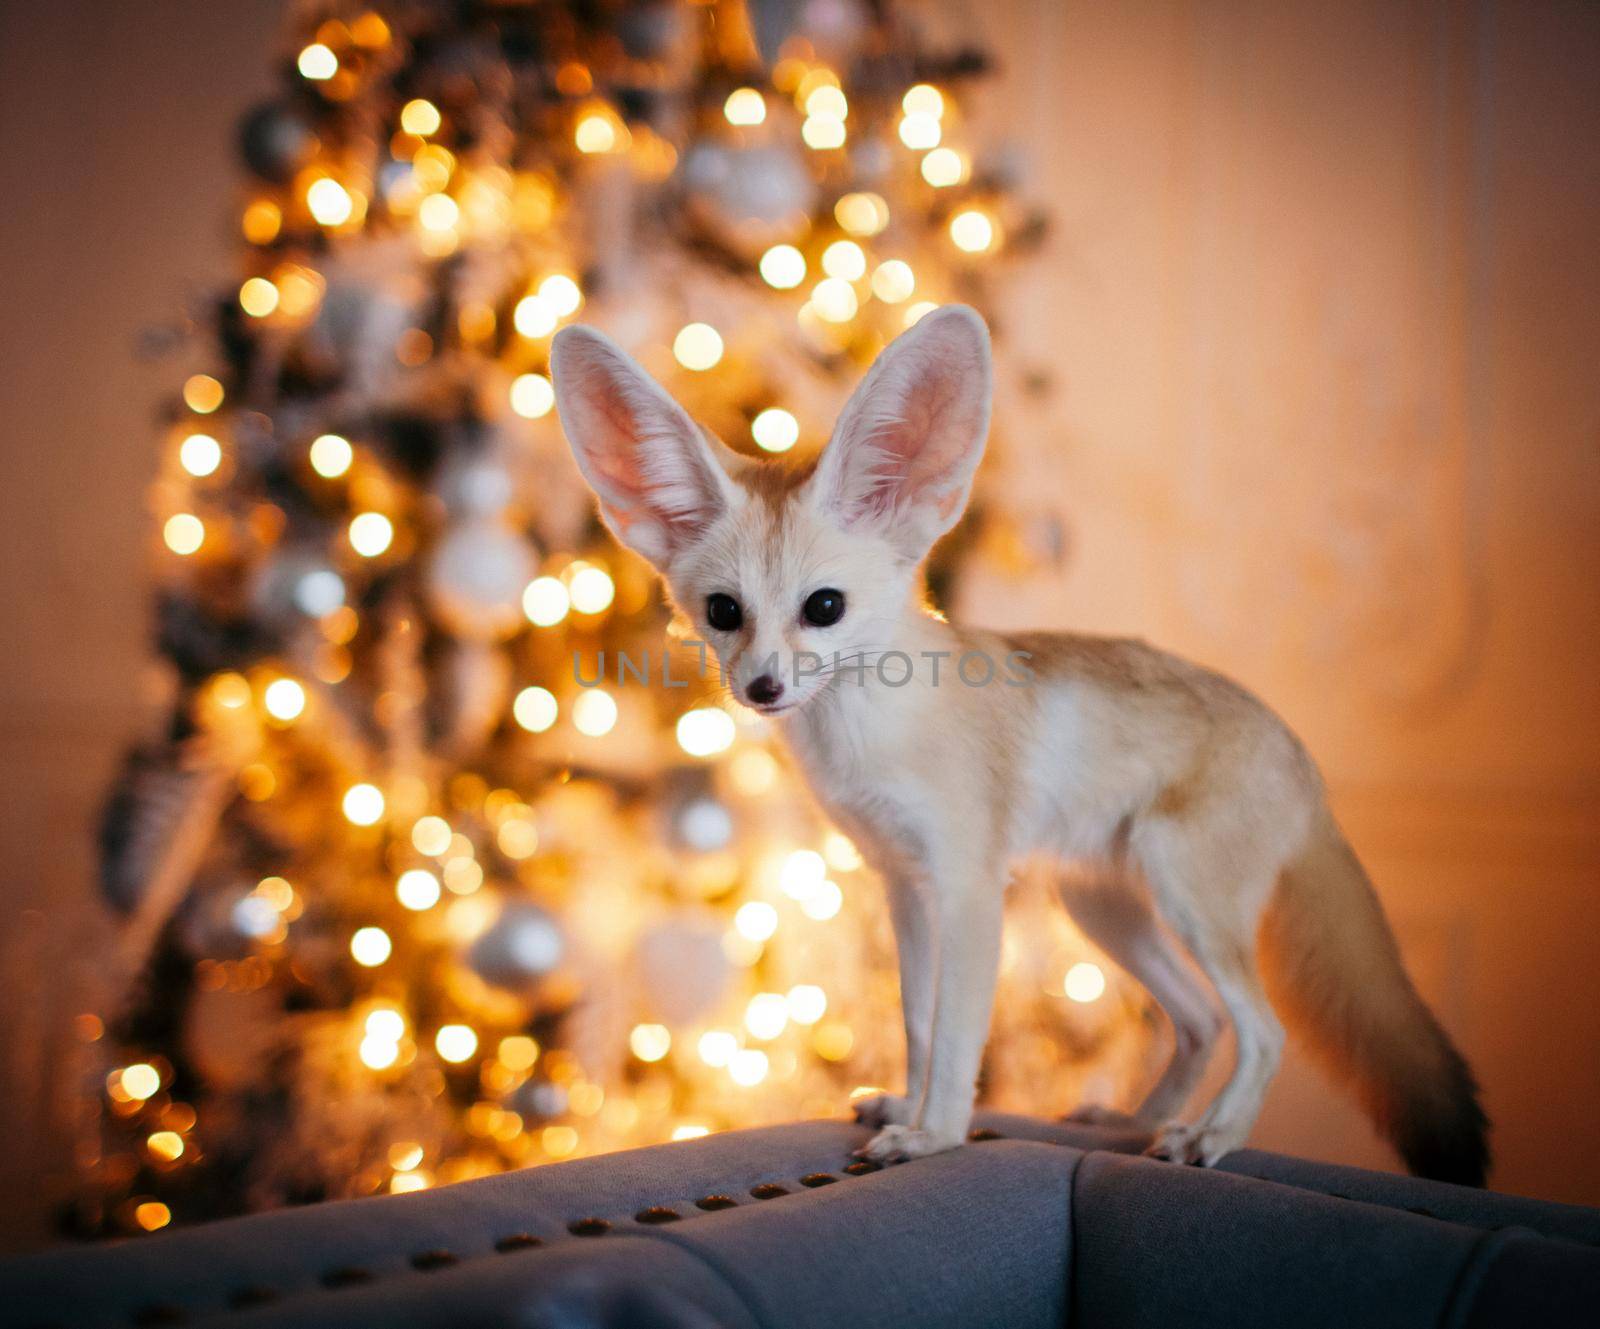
(342, 783, 386, 826)
(575, 107, 624, 154)
(801, 116, 846, 150)
(834, 192, 889, 236)
(822, 240, 866, 281)
(898, 112, 941, 149)
(745, 993, 788, 1040)
(904, 300, 939, 326)
(417, 193, 460, 232)
(810, 277, 858, 323)
(786, 984, 827, 1025)
(804, 86, 847, 119)
(1064, 961, 1107, 1003)
(673, 323, 723, 370)
(800, 879, 844, 921)
(147, 1131, 184, 1163)
(513, 686, 558, 732)
(698, 1031, 737, 1067)
(239, 277, 279, 317)
(676, 707, 735, 757)
(400, 98, 442, 136)
(435, 1025, 478, 1062)
(309, 433, 353, 477)
(350, 926, 393, 967)
(513, 293, 558, 338)
(723, 88, 766, 126)
(538, 273, 583, 316)
(242, 199, 281, 244)
(306, 177, 354, 226)
(568, 564, 614, 614)
(729, 1048, 769, 1086)
(182, 374, 224, 414)
(121, 1064, 161, 1100)
(510, 373, 555, 418)
(297, 43, 338, 80)
(629, 1024, 671, 1062)
(522, 577, 569, 626)
(734, 901, 778, 942)
(348, 511, 393, 556)
(949, 209, 997, 253)
(871, 259, 916, 303)
(780, 850, 827, 900)
(751, 408, 799, 453)
(759, 244, 806, 289)
(920, 146, 967, 187)
(163, 513, 204, 555)
(179, 433, 221, 477)
(134, 1202, 172, 1232)
(411, 816, 453, 856)
(572, 689, 618, 736)
(396, 869, 442, 911)
(262, 678, 306, 721)
(902, 84, 945, 118)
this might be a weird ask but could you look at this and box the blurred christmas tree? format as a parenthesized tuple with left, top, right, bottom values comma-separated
(72, 0, 1147, 1237)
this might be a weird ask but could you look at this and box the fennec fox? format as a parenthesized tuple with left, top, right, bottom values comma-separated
(550, 306, 1488, 1184)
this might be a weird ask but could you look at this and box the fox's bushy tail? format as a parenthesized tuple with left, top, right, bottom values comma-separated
(1260, 808, 1489, 1186)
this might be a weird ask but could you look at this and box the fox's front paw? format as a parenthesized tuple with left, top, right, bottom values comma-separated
(855, 1124, 964, 1164)
(1145, 1121, 1243, 1168)
(852, 1093, 913, 1128)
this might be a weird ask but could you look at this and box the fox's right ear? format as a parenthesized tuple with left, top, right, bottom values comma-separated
(551, 326, 739, 568)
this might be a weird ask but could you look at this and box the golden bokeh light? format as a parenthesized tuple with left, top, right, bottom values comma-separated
(572, 688, 618, 737)
(306, 177, 354, 226)
(509, 372, 555, 419)
(567, 564, 614, 614)
(870, 259, 916, 303)
(822, 240, 866, 281)
(949, 208, 997, 253)
(723, 87, 766, 126)
(348, 511, 394, 557)
(538, 272, 583, 316)
(629, 1023, 671, 1062)
(179, 433, 221, 477)
(920, 146, 967, 187)
(672, 322, 723, 371)
(513, 686, 558, 733)
(522, 576, 569, 627)
(342, 783, 386, 826)
(182, 374, 224, 414)
(751, 407, 799, 453)
(759, 244, 806, 289)
(902, 84, 945, 118)
(435, 1024, 478, 1062)
(262, 678, 306, 721)
(1064, 961, 1107, 1003)
(163, 513, 205, 556)
(396, 869, 442, 911)
(513, 293, 558, 338)
(297, 42, 338, 80)
(676, 707, 735, 757)
(309, 433, 353, 477)
(810, 276, 858, 323)
(411, 815, 453, 856)
(834, 192, 889, 236)
(400, 98, 442, 136)
(239, 277, 280, 317)
(350, 925, 393, 967)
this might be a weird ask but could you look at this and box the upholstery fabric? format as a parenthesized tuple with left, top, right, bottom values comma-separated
(3, 1112, 1595, 1328)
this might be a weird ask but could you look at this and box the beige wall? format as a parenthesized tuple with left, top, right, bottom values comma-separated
(0, 0, 1595, 1248)
(973, 0, 1600, 1202)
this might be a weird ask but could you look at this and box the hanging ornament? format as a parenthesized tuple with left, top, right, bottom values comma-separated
(238, 100, 318, 184)
(681, 143, 816, 259)
(468, 900, 565, 994)
(251, 545, 347, 626)
(425, 519, 535, 641)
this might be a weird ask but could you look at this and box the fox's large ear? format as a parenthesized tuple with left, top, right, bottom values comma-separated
(550, 326, 740, 568)
(812, 305, 991, 560)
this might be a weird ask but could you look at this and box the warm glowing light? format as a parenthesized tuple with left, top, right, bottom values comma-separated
(811, 277, 858, 323)
(443, 856, 483, 894)
(950, 209, 996, 253)
(396, 868, 442, 911)
(801, 879, 844, 921)
(903, 84, 945, 118)
(435, 1024, 478, 1063)
(411, 816, 452, 856)
(801, 116, 846, 150)
(360, 1035, 400, 1069)
(309, 433, 353, 478)
(538, 273, 583, 316)
(543, 1125, 579, 1156)
(698, 1030, 737, 1067)
(121, 1064, 161, 1100)
(822, 240, 866, 281)
(147, 1131, 184, 1162)
(239, 277, 280, 317)
(263, 678, 306, 721)
(212, 673, 251, 708)
(724, 87, 767, 126)
(306, 177, 354, 226)
(904, 300, 940, 327)
(871, 259, 916, 304)
(343, 783, 386, 826)
(497, 817, 538, 859)
(575, 110, 619, 154)
(135, 1202, 172, 1231)
(835, 192, 889, 237)
(786, 983, 827, 1025)
(672, 1124, 710, 1142)
(751, 407, 799, 453)
(510, 372, 555, 418)
(183, 374, 224, 414)
(898, 112, 941, 150)
(920, 146, 967, 187)
(522, 577, 569, 626)
(179, 433, 221, 477)
(351, 926, 392, 967)
(163, 513, 205, 555)
(349, 511, 394, 556)
(780, 850, 827, 900)
(390, 1171, 430, 1193)
(513, 293, 558, 338)
(298, 42, 338, 80)
(813, 1022, 854, 1060)
(730, 748, 779, 794)
(1064, 961, 1107, 1003)
(805, 85, 847, 119)
(572, 688, 618, 737)
(823, 831, 863, 870)
(759, 244, 806, 289)
(729, 1048, 769, 1086)
(673, 322, 723, 370)
(366, 1008, 405, 1041)
(677, 707, 736, 757)
(629, 1023, 671, 1062)
(513, 686, 559, 733)
(400, 98, 442, 136)
(568, 564, 615, 614)
(735, 900, 778, 942)
(417, 192, 460, 232)
(500, 1035, 539, 1070)
(745, 992, 788, 1040)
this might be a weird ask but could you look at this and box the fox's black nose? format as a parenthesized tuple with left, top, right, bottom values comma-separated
(745, 674, 784, 706)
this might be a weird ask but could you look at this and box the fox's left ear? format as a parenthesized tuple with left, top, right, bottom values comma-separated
(812, 304, 991, 561)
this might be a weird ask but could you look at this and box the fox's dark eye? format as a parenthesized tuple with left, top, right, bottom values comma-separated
(706, 593, 743, 632)
(802, 588, 846, 627)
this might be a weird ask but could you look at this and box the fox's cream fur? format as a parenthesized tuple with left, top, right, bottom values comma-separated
(550, 307, 1489, 1184)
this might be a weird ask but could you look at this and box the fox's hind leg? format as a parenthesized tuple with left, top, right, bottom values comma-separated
(1056, 872, 1223, 1129)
